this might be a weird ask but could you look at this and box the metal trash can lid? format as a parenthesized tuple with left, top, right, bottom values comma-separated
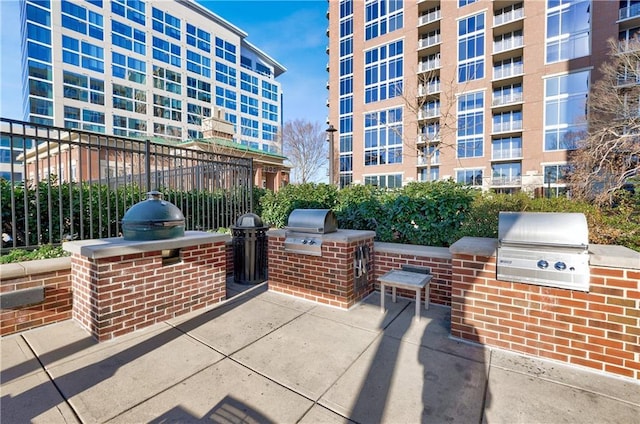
(233, 213, 265, 228)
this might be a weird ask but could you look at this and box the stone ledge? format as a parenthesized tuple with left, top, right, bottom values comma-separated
(375, 242, 451, 260)
(448, 237, 640, 271)
(63, 231, 230, 259)
(1, 257, 71, 280)
(589, 244, 640, 270)
(268, 229, 376, 243)
(449, 237, 498, 257)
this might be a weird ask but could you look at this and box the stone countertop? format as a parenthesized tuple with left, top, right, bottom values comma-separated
(449, 237, 640, 270)
(1, 257, 72, 280)
(62, 231, 231, 259)
(267, 228, 376, 243)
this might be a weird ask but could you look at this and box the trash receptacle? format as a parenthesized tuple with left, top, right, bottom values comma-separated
(232, 213, 268, 285)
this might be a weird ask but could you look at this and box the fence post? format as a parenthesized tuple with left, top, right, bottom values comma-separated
(145, 139, 151, 192)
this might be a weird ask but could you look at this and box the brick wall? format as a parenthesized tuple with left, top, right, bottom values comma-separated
(374, 242, 452, 306)
(268, 230, 375, 308)
(0, 259, 73, 336)
(450, 239, 640, 380)
(71, 242, 226, 341)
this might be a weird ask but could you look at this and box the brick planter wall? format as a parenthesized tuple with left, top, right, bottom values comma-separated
(450, 238, 640, 380)
(374, 242, 452, 306)
(0, 258, 73, 336)
(268, 229, 376, 308)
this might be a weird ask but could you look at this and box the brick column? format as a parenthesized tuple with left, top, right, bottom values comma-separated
(268, 229, 376, 309)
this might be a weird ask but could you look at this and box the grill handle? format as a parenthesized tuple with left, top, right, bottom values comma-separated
(284, 226, 324, 234)
(499, 239, 588, 251)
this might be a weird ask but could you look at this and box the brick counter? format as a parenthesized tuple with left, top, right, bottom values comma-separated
(64, 231, 228, 341)
(449, 237, 640, 380)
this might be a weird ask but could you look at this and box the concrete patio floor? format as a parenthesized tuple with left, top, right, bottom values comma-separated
(2, 281, 639, 423)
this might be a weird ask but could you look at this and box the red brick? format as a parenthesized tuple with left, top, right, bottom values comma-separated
(569, 357, 603, 371)
(590, 267, 625, 278)
(604, 364, 635, 378)
(557, 346, 587, 358)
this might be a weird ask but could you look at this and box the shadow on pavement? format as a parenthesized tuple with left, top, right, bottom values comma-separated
(1, 282, 267, 423)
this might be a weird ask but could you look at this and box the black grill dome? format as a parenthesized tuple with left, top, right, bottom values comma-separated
(121, 191, 185, 241)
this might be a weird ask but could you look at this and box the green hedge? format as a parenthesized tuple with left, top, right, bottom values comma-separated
(258, 182, 639, 251)
(1, 178, 254, 247)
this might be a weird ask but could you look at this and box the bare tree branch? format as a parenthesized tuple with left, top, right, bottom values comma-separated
(282, 119, 328, 184)
(569, 38, 640, 204)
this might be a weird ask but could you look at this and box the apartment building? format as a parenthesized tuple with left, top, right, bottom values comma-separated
(19, 0, 285, 152)
(327, 0, 637, 195)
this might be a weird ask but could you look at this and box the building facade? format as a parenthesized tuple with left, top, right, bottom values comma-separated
(19, 0, 285, 154)
(327, 0, 637, 195)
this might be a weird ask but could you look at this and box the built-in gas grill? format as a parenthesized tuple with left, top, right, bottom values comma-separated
(497, 212, 590, 291)
(284, 209, 337, 256)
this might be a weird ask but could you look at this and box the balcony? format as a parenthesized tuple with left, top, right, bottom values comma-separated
(493, 5, 524, 27)
(417, 154, 440, 166)
(418, 8, 441, 26)
(620, 3, 640, 20)
(419, 57, 441, 73)
(418, 80, 441, 96)
(491, 175, 522, 186)
(417, 133, 440, 144)
(616, 75, 640, 87)
(492, 147, 522, 161)
(493, 62, 524, 80)
(418, 107, 441, 120)
(493, 34, 524, 54)
(418, 33, 441, 50)
(492, 92, 523, 107)
(493, 120, 523, 133)
(618, 39, 640, 52)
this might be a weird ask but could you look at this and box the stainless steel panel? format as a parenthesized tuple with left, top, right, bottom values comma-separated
(496, 212, 590, 291)
(283, 235, 323, 256)
(286, 209, 338, 234)
(496, 246, 590, 291)
(498, 212, 588, 249)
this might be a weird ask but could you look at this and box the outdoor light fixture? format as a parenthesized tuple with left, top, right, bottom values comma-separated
(326, 124, 337, 186)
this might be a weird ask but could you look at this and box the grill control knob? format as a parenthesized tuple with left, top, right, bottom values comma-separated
(308, 239, 315, 245)
(554, 261, 567, 271)
(302, 239, 308, 244)
(537, 260, 549, 269)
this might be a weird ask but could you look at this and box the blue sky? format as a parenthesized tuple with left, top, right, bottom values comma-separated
(0, 0, 329, 125)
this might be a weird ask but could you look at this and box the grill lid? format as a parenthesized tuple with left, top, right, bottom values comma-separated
(121, 191, 185, 240)
(498, 212, 588, 249)
(286, 209, 337, 234)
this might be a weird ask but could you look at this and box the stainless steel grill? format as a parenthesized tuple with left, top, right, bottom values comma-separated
(284, 209, 337, 256)
(497, 212, 590, 291)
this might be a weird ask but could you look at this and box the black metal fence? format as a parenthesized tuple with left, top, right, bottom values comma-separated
(1, 118, 254, 250)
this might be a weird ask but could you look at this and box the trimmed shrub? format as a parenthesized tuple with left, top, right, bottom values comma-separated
(259, 183, 338, 228)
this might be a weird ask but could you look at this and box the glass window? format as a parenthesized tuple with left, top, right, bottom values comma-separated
(458, 12, 485, 82)
(27, 23, 51, 44)
(492, 137, 522, 160)
(364, 40, 403, 104)
(544, 70, 589, 150)
(456, 169, 483, 186)
(457, 92, 484, 158)
(26, 4, 51, 26)
(492, 162, 521, 185)
(546, 0, 591, 63)
(364, 107, 403, 166)
(365, 0, 403, 41)
(29, 97, 53, 116)
(28, 41, 51, 62)
(29, 79, 52, 98)
(28, 60, 52, 80)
